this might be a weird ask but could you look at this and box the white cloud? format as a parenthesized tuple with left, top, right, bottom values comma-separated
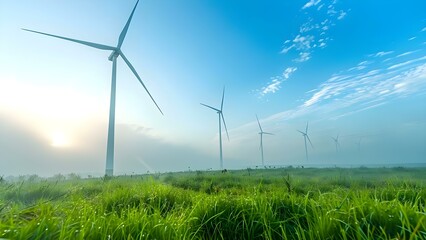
(396, 51, 415, 58)
(261, 78, 282, 95)
(422, 27, 426, 32)
(301, 58, 426, 117)
(283, 67, 298, 79)
(293, 35, 315, 50)
(370, 51, 394, 57)
(304, 86, 331, 107)
(281, 44, 294, 54)
(337, 11, 347, 20)
(387, 56, 426, 70)
(281, 0, 347, 62)
(295, 52, 311, 62)
(259, 68, 298, 96)
(348, 65, 366, 71)
(408, 37, 416, 41)
(263, 0, 348, 98)
(327, 5, 337, 15)
(302, 0, 322, 9)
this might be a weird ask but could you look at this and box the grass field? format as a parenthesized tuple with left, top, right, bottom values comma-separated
(0, 167, 425, 239)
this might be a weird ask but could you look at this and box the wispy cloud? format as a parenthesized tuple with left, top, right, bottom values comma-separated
(259, 67, 298, 97)
(387, 56, 426, 70)
(396, 51, 416, 58)
(257, 44, 426, 124)
(302, 0, 322, 9)
(301, 55, 426, 119)
(337, 10, 347, 20)
(260, 78, 281, 95)
(281, 1, 346, 62)
(283, 67, 298, 79)
(295, 52, 311, 62)
(369, 51, 394, 57)
(422, 27, 426, 32)
(259, 0, 348, 97)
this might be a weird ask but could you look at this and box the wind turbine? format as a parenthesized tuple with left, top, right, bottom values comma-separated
(331, 134, 340, 153)
(23, 0, 163, 176)
(256, 115, 273, 167)
(200, 87, 229, 170)
(356, 138, 362, 152)
(297, 122, 313, 161)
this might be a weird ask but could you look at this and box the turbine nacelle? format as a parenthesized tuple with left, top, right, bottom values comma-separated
(108, 50, 120, 61)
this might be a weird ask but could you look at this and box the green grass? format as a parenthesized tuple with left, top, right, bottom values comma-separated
(0, 167, 425, 239)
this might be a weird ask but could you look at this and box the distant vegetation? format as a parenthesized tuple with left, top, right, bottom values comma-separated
(0, 167, 425, 239)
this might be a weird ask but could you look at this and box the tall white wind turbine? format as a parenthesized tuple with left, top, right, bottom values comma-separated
(256, 115, 273, 167)
(297, 122, 313, 161)
(331, 134, 340, 153)
(201, 87, 229, 170)
(23, 0, 163, 176)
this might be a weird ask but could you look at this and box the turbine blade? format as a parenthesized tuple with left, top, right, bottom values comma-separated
(220, 86, 225, 111)
(263, 132, 274, 135)
(120, 52, 163, 115)
(256, 115, 263, 132)
(306, 121, 309, 133)
(200, 103, 220, 112)
(117, 0, 140, 49)
(22, 28, 115, 51)
(306, 135, 314, 149)
(297, 130, 305, 135)
(221, 113, 229, 141)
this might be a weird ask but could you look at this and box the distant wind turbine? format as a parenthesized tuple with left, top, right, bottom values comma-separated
(297, 122, 314, 161)
(356, 138, 362, 151)
(23, 0, 163, 176)
(201, 87, 229, 170)
(256, 115, 274, 167)
(331, 134, 340, 153)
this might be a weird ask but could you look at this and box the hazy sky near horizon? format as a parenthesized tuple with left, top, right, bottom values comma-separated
(1, 0, 425, 176)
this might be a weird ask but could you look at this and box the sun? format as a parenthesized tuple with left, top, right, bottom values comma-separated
(50, 131, 70, 148)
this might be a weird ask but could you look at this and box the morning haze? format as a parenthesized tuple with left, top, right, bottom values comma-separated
(0, 0, 425, 177)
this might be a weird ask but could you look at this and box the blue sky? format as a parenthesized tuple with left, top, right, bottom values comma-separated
(0, 0, 425, 176)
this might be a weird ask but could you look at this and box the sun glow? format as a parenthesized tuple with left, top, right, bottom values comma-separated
(0, 78, 106, 149)
(50, 131, 70, 147)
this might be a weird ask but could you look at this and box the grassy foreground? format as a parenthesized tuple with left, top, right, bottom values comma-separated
(0, 167, 425, 239)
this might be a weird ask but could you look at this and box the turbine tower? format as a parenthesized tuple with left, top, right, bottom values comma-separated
(256, 115, 273, 167)
(201, 87, 229, 170)
(23, 0, 163, 176)
(331, 134, 340, 153)
(297, 122, 313, 161)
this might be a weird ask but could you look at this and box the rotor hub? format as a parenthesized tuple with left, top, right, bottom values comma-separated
(108, 50, 120, 61)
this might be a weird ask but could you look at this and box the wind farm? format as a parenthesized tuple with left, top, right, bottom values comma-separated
(1, 0, 426, 239)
